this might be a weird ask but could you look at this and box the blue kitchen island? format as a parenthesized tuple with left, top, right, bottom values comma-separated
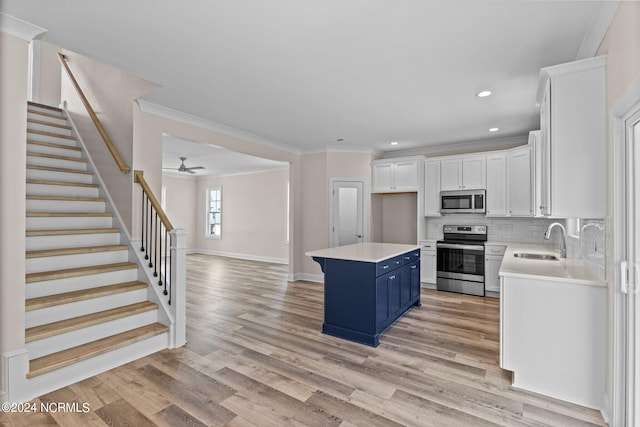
(306, 242, 421, 347)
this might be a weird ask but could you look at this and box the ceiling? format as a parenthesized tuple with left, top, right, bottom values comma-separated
(162, 135, 287, 177)
(2, 0, 618, 156)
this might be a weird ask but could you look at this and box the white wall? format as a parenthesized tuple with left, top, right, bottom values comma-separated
(194, 168, 289, 263)
(0, 30, 28, 393)
(162, 175, 198, 249)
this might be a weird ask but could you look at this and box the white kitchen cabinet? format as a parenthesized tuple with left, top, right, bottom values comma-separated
(500, 275, 605, 409)
(423, 160, 441, 216)
(507, 147, 534, 216)
(485, 153, 507, 216)
(440, 155, 486, 191)
(372, 157, 423, 193)
(485, 146, 533, 217)
(419, 240, 437, 285)
(536, 56, 606, 218)
(484, 245, 506, 296)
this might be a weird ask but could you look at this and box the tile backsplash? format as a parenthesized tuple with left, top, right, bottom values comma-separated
(425, 216, 606, 280)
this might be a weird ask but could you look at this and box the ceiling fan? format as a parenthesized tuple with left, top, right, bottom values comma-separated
(163, 157, 205, 174)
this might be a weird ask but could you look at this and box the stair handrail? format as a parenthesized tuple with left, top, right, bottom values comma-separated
(58, 52, 131, 174)
(134, 170, 173, 231)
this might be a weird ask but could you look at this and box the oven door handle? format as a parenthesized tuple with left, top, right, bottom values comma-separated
(436, 243, 484, 251)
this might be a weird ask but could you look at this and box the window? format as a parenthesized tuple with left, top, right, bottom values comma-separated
(567, 218, 581, 239)
(206, 187, 222, 238)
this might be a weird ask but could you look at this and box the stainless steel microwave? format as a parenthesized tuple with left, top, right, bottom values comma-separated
(440, 190, 486, 214)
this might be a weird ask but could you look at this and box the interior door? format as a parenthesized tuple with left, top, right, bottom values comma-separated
(331, 180, 364, 247)
(626, 110, 640, 425)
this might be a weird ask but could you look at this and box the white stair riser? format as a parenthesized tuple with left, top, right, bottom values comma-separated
(27, 216, 113, 229)
(21, 332, 168, 402)
(27, 168, 94, 184)
(27, 111, 67, 124)
(26, 233, 121, 251)
(27, 183, 99, 198)
(26, 199, 105, 213)
(27, 122, 73, 136)
(26, 268, 138, 299)
(26, 250, 129, 274)
(27, 105, 63, 114)
(26, 288, 148, 328)
(27, 143, 82, 159)
(27, 132, 77, 146)
(26, 155, 87, 171)
(26, 310, 158, 358)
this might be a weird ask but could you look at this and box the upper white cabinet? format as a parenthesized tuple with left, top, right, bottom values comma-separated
(536, 56, 606, 218)
(507, 147, 534, 216)
(440, 155, 486, 191)
(424, 160, 441, 216)
(372, 157, 423, 193)
(485, 146, 534, 217)
(485, 153, 507, 216)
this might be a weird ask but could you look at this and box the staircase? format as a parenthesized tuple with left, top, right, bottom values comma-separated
(22, 101, 169, 395)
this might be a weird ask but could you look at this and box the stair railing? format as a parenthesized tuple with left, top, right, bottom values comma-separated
(134, 170, 186, 347)
(58, 52, 131, 173)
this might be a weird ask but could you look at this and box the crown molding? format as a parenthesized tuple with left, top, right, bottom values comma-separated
(0, 13, 46, 41)
(136, 98, 302, 155)
(576, 0, 620, 60)
(302, 144, 378, 156)
(382, 134, 529, 159)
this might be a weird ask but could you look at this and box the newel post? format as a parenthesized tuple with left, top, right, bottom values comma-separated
(169, 228, 187, 348)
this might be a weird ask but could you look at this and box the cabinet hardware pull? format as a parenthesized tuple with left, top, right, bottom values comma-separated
(382, 265, 389, 269)
(411, 265, 417, 269)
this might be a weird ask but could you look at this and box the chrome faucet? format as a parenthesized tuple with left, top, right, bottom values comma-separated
(544, 222, 567, 258)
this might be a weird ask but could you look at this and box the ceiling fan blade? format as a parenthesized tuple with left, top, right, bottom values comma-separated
(185, 166, 205, 170)
(187, 169, 197, 174)
(162, 167, 180, 170)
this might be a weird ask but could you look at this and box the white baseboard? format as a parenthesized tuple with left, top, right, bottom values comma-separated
(191, 249, 288, 265)
(420, 282, 437, 289)
(290, 272, 324, 283)
(600, 392, 611, 426)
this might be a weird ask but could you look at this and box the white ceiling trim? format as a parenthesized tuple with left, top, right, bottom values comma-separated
(0, 13, 46, 41)
(576, 0, 620, 60)
(136, 98, 302, 155)
(384, 135, 530, 159)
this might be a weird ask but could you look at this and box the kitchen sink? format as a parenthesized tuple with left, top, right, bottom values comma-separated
(513, 252, 559, 261)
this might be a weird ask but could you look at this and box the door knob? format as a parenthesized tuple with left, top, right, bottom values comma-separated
(356, 234, 363, 238)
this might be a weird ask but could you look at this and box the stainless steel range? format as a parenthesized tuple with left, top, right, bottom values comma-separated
(436, 225, 487, 296)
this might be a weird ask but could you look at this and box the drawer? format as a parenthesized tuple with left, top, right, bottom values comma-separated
(402, 250, 421, 265)
(376, 255, 403, 276)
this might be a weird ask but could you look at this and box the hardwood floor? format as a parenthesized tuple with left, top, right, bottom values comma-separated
(1, 254, 606, 426)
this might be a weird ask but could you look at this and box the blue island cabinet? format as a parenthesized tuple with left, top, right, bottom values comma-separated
(311, 247, 421, 347)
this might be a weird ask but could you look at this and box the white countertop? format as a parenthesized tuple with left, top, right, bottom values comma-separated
(494, 241, 606, 287)
(306, 242, 420, 263)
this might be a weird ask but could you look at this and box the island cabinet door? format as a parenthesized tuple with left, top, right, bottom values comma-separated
(376, 271, 401, 329)
(409, 261, 420, 300)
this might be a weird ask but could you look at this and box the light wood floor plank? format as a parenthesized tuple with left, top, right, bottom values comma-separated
(5, 254, 606, 426)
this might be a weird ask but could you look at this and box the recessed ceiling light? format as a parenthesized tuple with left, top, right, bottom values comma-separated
(390, 141, 399, 146)
(477, 90, 492, 98)
(489, 127, 500, 132)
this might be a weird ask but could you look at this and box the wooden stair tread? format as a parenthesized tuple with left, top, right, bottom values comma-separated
(27, 129, 76, 141)
(28, 101, 63, 112)
(27, 152, 87, 163)
(26, 281, 147, 311)
(27, 118, 72, 130)
(26, 301, 158, 342)
(27, 211, 111, 217)
(27, 323, 168, 378)
(26, 227, 119, 237)
(27, 165, 92, 175)
(26, 195, 104, 202)
(27, 140, 82, 152)
(27, 109, 66, 121)
(26, 179, 98, 189)
(26, 244, 128, 258)
(26, 262, 137, 283)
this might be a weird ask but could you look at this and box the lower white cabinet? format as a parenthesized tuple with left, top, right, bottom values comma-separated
(419, 240, 437, 284)
(484, 245, 506, 295)
(500, 275, 606, 409)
